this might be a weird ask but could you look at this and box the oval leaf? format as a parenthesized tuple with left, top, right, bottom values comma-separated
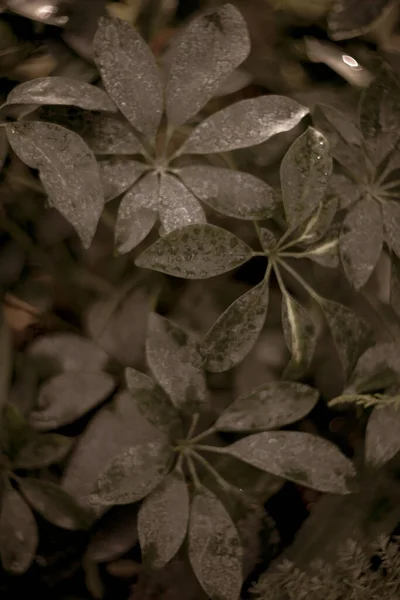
(100, 157, 148, 202)
(345, 342, 400, 394)
(328, 0, 392, 40)
(6, 121, 104, 248)
(188, 489, 243, 600)
(158, 173, 206, 234)
(135, 224, 253, 279)
(365, 404, 400, 467)
(78, 113, 145, 155)
(225, 431, 356, 493)
(181, 96, 309, 155)
(14, 433, 74, 469)
(85, 504, 138, 563)
(138, 471, 189, 569)
(383, 200, 400, 257)
(296, 194, 338, 244)
(281, 292, 317, 380)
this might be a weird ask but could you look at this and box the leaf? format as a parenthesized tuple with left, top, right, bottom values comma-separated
(5, 77, 116, 112)
(312, 103, 362, 148)
(365, 404, 400, 467)
(225, 431, 356, 493)
(304, 229, 340, 269)
(94, 16, 163, 140)
(166, 3, 250, 127)
(259, 227, 278, 253)
(328, 174, 361, 211)
(30, 372, 115, 430)
(339, 197, 383, 289)
(188, 489, 243, 600)
(215, 381, 318, 432)
(0, 310, 11, 417)
(138, 471, 189, 569)
(280, 127, 332, 229)
(346, 342, 400, 394)
(6, 122, 104, 249)
(1, 404, 32, 459)
(181, 96, 309, 155)
(85, 504, 138, 562)
(296, 195, 338, 244)
(281, 292, 316, 379)
(99, 157, 148, 202)
(178, 165, 277, 220)
(201, 281, 269, 373)
(18, 478, 91, 530)
(14, 434, 74, 469)
(328, 0, 393, 41)
(90, 439, 172, 505)
(146, 313, 207, 413)
(158, 173, 206, 234)
(135, 224, 253, 279)
(0, 483, 38, 574)
(390, 253, 400, 319)
(382, 200, 400, 257)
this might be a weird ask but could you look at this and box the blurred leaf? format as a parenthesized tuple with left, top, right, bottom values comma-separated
(281, 292, 316, 379)
(216, 381, 318, 432)
(390, 253, 400, 319)
(94, 16, 163, 140)
(99, 157, 148, 201)
(382, 200, 400, 257)
(225, 431, 356, 493)
(181, 96, 309, 154)
(178, 165, 277, 220)
(346, 342, 400, 394)
(6, 122, 103, 249)
(365, 404, 400, 467)
(158, 173, 206, 234)
(328, 0, 393, 41)
(0, 310, 11, 418)
(138, 471, 189, 569)
(1, 404, 32, 459)
(14, 434, 74, 469)
(312, 103, 361, 148)
(201, 281, 269, 373)
(135, 224, 253, 279)
(85, 504, 138, 562)
(188, 488, 243, 600)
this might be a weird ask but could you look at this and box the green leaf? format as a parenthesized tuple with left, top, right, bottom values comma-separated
(0, 483, 38, 574)
(188, 488, 243, 600)
(5, 77, 116, 112)
(181, 96, 309, 154)
(0, 310, 11, 417)
(328, 0, 391, 40)
(135, 224, 253, 279)
(30, 372, 115, 430)
(201, 281, 269, 373)
(382, 200, 400, 257)
(280, 127, 332, 229)
(225, 431, 356, 493)
(14, 433, 74, 469)
(146, 313, 207, 413)
(138, 471, 189, 569)
(390, 253, 400, 319)
(99, 157, 148, 202)
(158, 173, 206, 234)
(345, 342, 400, 394)
(178, 165, 277, 220)
(365, 404, 400, 467)
(90, 439, 172, 505)
(6, 121, 104, 249)
(93, 16, 163, 140)
(166, 3, 250, 127)
(340, 197, 383, 289)
(215, 381, 318, 432)
(281, 292, 316, 379)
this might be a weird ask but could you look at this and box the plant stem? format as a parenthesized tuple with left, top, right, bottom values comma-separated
(188, 425, 217, 444)
(185, 452, 201, 489)
(191, 450, 237, 493)
(277, 259, 323, 303)
(191, 444, 228, 455)
(185, 414, 199, 441)
(273, 263, 288, 297)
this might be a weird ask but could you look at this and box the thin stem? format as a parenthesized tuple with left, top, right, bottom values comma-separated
(185, 414, 200, 441)
(279, 250, 313, 259)
(191, 444, 228, 455)
(381, 179, 400, 191)
(185, 453, 201, 489)
(252, 251, 267, 257)
(161, 124, 174, 162)
(273, 263, 288, 297)
(191, 451, 235, 492)
(188, 425, 217, 444)
(253, 220, 264, 249)
(277, 259, 323, 303)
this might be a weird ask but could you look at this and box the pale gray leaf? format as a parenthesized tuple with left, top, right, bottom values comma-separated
(0, 310, 11, 417)
(340, 197, 383, 289)
(328, 0, 393, 40)
(345, 342, 400, 394)
(135, 224, 253, 279)
(312, 103, 362, 147)
(146, 313, 207, 413)
(303, 232, 340, 269)
(188, 489, 243, 600)
(138, 471, 189, 569)
(181, 96, 309, 155)
(94, 16, 163, 140)
(382, 200, 400, 257)
(390, 254, 400, 319)
(30, 372, 115, 430)
(282, 292, 316, 380)
(14, 434, 74, 469)
(259, 228, 278, 253)
(178, 165, 277, 220)
(99, 157, 148, 202)
(326, 174, 360, 211)
(295, 194, 338, 244)
(201, 281, 269, 373)
(158, 173, 206, 234)
(166, 3, 250, 127)
(6, 121, 104, 248)
(216, 381, 318, 432)
(85, 504, 138, 562)
(281, 127, 332, 229)
(365, 404, 400, 467)
(225, 431, 356, 493)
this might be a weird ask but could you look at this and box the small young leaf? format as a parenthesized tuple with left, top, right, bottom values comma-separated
(188, 489, 243, 600)
(99, 157, 148, 201)
(281, 292, 316, 379)
(382, 200, 400, 257)
(90, 439, 172, 505)
(295, 195, 338, 244)
(328, 0, 392, 40)
(94, 16, 163, 140)
(181, 96, 309, 155)
(14, 434, 74, 469)
(259, 228, 278, 253)
(365, 404, 400, 467)
(146, 313, 207, 413)
(135, 224, 253, 279)
(0, 311, 11, 416)
(225, 431, 356, 493)
(390, 253, 400, 319)
(5, 77, 116, 112)
(30, 372, 115, 430)
(345, 342, 400, 394)
(201, 281, 269, 373)
(216, 381, 318, 432)
(280, 127, 332, 229)
(178, 165, 277, 220)
(0, 483, 38, 574)
(340, 196, 383, 289)
(158, 173, 206, 234)
(6, 121, 104, 248)
(138, 471, 189, 569)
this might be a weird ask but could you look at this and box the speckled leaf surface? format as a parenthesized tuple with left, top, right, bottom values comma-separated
(281, 292, 316, 380)
(225, 431, 356, 493)
(6, 121, 104, 248)
(81, 113, 145, 155)
(138, 471, 189, 569)
(382, 200, 400, 258)
(390, 254, 400, 319)
(178, 165, 277, 220)
(328, 174, 361, 211)
(94, 16, 163, 140)
(14, 434, 74, 469)
(365, 404, 400, 467)
(99, 157, 148, 201)
(216, 381, 318, 432)
(135, 224, 253, 279)
(181, 96, 309, 154)
(188, 489, 243, 600)
(166, 3, 250, 127)
(345, 342, 400, 394)
(328, 0, 393, 41)
(158, 173, 206, 234)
